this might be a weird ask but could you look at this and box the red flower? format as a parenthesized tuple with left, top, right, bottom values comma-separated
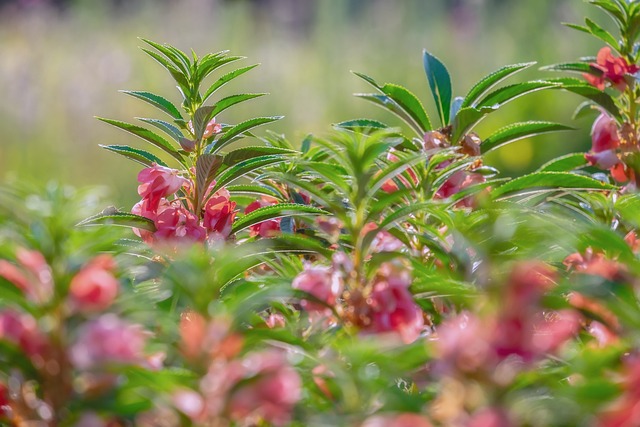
(68, 255, 119, 313)
(203, 189, 236, 240)
(584, 47, 639, 91)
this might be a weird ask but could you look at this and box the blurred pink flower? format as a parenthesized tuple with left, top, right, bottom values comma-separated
(362, 222, 404, 253)
(245, 197, 281, 238)
(564, 248, 625, 281)
(0, 382, 8, 418)
(203, 189, 236, 240)
(172, 389, 205, 421)
(137, 164, 188, 211)
(367, 262, 423, 343)
(435, 169, 485, 208)
(584, 47, 639, 91)
(362, 413, 433, 427)
(0, 309, 47, 358)
(70, 314, 149, 369)
(179, 311, 243, 361)
(531, 310, 581, 354)
(68, 255, 119, 313)
(586, 113, 621, 169)
(435, 312, 491, 374)
(292, 264, 343, 314)
(0, 248, 53, 304)
(265, 313, 286, 329)
(227, 350, 301, 426)
(468, 408, 513, 427)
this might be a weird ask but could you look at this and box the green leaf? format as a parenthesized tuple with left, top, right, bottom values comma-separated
(211, 93, 267, 118)
(77, 209, 156, 231)
(423, 50, 452, 125)
(354, 93, 421, 134)
(222, 146, 297, 167)
(195, 55, 245, 85)
(540, 62, 604, 77)
(334, 118, 389, 132)
(450, 105, 497, 144)
(227, 184, 281, 198)
(538, 153, 588, 172)
(140, 39, 190, 76)
(196, 154, 224, 203)
(208, 116, 283, 154)
(481, 121, 574, 153)
(100, 144, 168, 167)
(462, 62, 536, 108)
(589, 0, 626, 24)
(381, 83, 432, 132)
(231, 203, 329, 234)
(547, 77, 622, 119)
(202, 64, 259, 104)
(212, 155, 289, 192)
(96, 117, 184, 164)
(563, 23, 592, 35)
(138, 118, 184, 142)
(120, 91, 183, 120)
(490, 172, 616, 199)
(140, 48, 190, 93)
(477, 81, 558, 108)
(585, 17, 620, 49)
(266, 235, 333, 259)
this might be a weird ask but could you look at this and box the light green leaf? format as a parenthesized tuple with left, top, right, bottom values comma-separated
(211, 93, 267, 118)
(585, 18, 620, 49)
(462, 62, 535, 108)
(138, 118, 184, 142)
(477, 81, 558, 108)
(491, 172, 616, 199)
(209, 116, 283, 153)
(222, 146, 297, 167)
(538, 153, 588, 172)
(212, 155, 289, 192)
(450, 105, 497, 144)
(334, 118, 389, 132)
(231, 203, 329, 234)
(120, 91, 183, 120)
(202, 64, 259, 104)
(481, 121, 574, 153)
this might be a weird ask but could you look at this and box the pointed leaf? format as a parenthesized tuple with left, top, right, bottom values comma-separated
(211, 93, 267, 118)
(227, 184, 281, 198)
(222, 146, 297, 167)
(196, 154, 224, 201)
(462, 62, 536, 108)
(481, 122, 574, 153)
(96, 117, 184, 164)
(121, 91, 183, 120)
(548, 77, 622, 119)
(140, 39, 190, 76)
(491, 172, 616, 199)
(138, 118, 184, 142)
(77, 210, 156, 231)
(585, 17, 620, 49)
(423, 50, 452, 125)
(193, 106, 216, 141)
(195, 55, 245, 85)
(100, 144, 169, 167)
(450, 106, 497, 144)
(212, 155, 289, 192)
(140, 48, 190, 92)
(231, 203, 329, 234)
(208, 116, 283, 153)
(538, 153, 589, 172)
(354, 93, 421, 134)
(202, 64, 259, 103)
(541, 62, 604, 77)
(477, 81, 558, 108)
(334, 118, 389, 132)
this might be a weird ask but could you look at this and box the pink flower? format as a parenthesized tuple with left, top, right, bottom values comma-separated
(227, 350, 301, 426)
(435, 312, 491, 374)
(292, 264, 343, 314)
(203, 189, 236, 240)
(137, 164, 188, 211)
(367, 262, 424, 343)
(586, 113, 621, 170)
(68, 255, 119, 313)
(362, 222, 404, 253)
(0, 249, 53, 304)
(435, 169, 485, 208)
(265, 313, 286, 329)
(70, 314, 149, 369)
(531, 309, 581, 354)
(584, 47, 639, 91)
(245, 197, 281, 238)
(154, 203, 207, 243)
(0, 309, 47, 358)
(179, 311, 243, 361)
(361, 413, 433, 427)
(188, 118, 222, 139)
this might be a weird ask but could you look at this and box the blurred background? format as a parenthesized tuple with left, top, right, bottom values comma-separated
(0, 0, 608, 207)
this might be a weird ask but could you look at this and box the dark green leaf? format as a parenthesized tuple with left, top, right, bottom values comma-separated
(477, 81, 558, 108)
(423, 50, 452, 125)
(491, 172, 616, 199)
(120, 91, 183, 120)
(481, 121, 574, 153)
(138, 118, 184, 142)
(140, 48, 190, 93)
(100, 144, 168, 167)
(462, 62, 535, 108)
(227, 184, 281, 198)
(547, 77, 622, 119)
(212, 155, 289, 192)
(208, 116, 283, 153)
(77, 210, 156, 231)
(540, 62, 604, 76)
(140, 39, 190, 75)
(354, 93, 420, 134)
(211, 93, 267, 118)
(231, 203, 329, 234)
(202, 64, 259, 103)
(334, 118, 389, 132)
(538, 153, 588, 172)
(222, 146, 297, 167)
(450, 105, 497, 144)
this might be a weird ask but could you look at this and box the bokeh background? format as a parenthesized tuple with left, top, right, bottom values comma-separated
(0, 0, 607, 207)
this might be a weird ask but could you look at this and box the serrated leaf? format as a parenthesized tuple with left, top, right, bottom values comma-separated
(202, 64, 259, 104)
(195, 55, 245, 86)
(266, 235, 333, 259)
(490, 172, 616, 199)
(227, 184, 281, 198)
(196, 154, 224, 204)
(462, 62, 536, 108)
(231, 203, 329, 234)
(423, 50, 452, 125)
(589, 0, 626, 24)
(121, 91, 183, 120)
(193, 106, 216, 141)
(334, 118, 389, 131)
(538, 153, 589, 172)
(548, 77, 622, 119)
(222, 146, 297, 167)
(100, 144, 168, 167)
(138, 118, 184, 142)
(572, 101, 600, 120)
(361, 201, 435, 252)
(140, 48, 190, 93)
(211, 155, 289, 192)
(96, 117, 184, 164)
(585, 17, 620, 49)
(477, 81, 558, 108)
(541, 62, 604, 76)
(354, 93, 419, 133)
(77, 211, 156, 231)
(450, 105, 497, 144)
(481, 121, 574, 153)
(140, 39, 190, 76)
(211, 93, 267, 119)
(208, 116, 283, 153)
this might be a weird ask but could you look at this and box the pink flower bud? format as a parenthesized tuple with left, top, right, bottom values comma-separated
(69, 255, 119, 313)
(435, 312, 491, 374)
(591, 114, 620, 153)
(468, 408, 513, 427)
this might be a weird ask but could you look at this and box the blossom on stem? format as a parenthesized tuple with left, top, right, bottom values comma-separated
(203, 189, 236, 240)
(585, 113, 621, 170)
(187, 118, 222, 139)
(154, 203, 207, 243)
(137, 164, 188, 211)
(584, 47, 639, 91)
